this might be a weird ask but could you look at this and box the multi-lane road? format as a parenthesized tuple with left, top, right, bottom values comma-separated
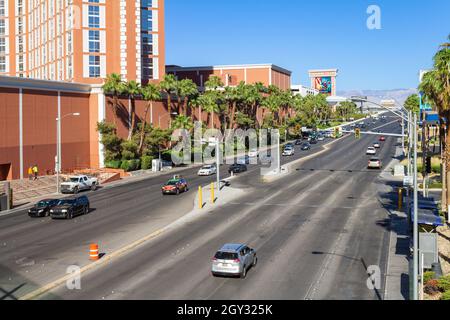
(0, 116, 401, 300)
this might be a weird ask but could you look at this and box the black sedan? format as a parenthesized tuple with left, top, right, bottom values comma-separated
(28, 199, 59, 217)
(295, 139, 303, 145)
(50, 196, 90, 220)
(301, 142, 311, 151)
(228, 164, 248, 174)
(310, 138, 318, 145)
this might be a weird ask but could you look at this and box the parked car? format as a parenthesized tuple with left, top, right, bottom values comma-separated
(60, 175, 99, 194)
(373, 142, 381, 149)
(211, 244, 257, 278)
(162, 177, 189, 195)
(28, 199, 59, 218)
(228, 164, 248, 174)
(301, 142, 311, 151)
(366, 147, 377, 155)
(237, 155, 251, 165)
(248, 149, 259, 158)
(50, 196, 90, 220)
(282, 147, 295, 156)
(198, 164, 217, 176)
(368, 157, 382, 169)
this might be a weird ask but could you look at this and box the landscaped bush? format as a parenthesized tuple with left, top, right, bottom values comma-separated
(424, 279, 440, 296)
(440, 290, 450, 300)
(424, 271, 436, 284)
(120, 160, 131, 172)
(129, 159, 141, 171)
(141, 156, 153, 170)
(105, 160, 122, 169)
(438, 275, 450, 292)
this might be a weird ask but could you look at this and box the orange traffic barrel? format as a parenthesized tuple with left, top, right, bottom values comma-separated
(90, 244, 99, 261)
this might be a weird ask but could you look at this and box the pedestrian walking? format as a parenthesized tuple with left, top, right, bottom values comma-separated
(28, 166, 33, 180)
(32, 165, 38, 180)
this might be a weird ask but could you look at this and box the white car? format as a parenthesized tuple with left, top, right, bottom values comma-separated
(282, 148, 295, 156)
(60, 175, 99, 194)
(366, 147, 377, 155)
(248, 149, 259, 158)
(198, 164, 217, 176)
(373, 142, 381, 149)
(368, 158, 382, 169)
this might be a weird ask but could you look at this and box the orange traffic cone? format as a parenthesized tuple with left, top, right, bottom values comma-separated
(90, 244, 99, 261)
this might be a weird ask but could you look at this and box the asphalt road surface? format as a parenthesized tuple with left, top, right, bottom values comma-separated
(0, 116, 401, 300)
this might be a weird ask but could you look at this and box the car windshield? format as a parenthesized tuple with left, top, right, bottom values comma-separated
(56, 199, 75, 206)
(70, 178, 80, 183)
(202, 166, 212, 169)
(370, 158, 380, 162)
(166, 181, 178, 186)
(37, 200, 51, 207)
(215, 251, 238, 260)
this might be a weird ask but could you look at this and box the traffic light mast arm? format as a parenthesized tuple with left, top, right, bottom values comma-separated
(341, 130, 406, 138)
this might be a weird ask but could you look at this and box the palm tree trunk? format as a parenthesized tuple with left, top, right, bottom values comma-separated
(128, 98, 136, 141)
(229, 102, 236, 129)
(139, 102, 151, 155)
(166, 93, 172, 127)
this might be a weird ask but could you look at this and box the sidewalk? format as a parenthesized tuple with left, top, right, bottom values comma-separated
(383, 142, 410, 300)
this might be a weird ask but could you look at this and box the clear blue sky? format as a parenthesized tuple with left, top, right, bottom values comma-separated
(165, 0, 450, 91)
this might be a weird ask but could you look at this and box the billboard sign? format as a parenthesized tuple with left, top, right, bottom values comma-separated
(314, 77, 332, 95)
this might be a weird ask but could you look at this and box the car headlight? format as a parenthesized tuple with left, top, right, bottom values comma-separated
(50, 210, 54, 213)
(38, 209, 44, 213)
(62, 209, 68, 213)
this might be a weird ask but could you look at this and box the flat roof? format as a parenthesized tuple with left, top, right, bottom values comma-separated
(0, 75, 93, 93)
(167, 63, 292, 76)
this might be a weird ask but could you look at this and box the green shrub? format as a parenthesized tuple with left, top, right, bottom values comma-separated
(105, 160, 122, 169)
(129, 159, 141, 171)
(121, 140, 139, 161)
(141, 156, 153, 170)
(438, 275, 450, 292)
(440, 291, 450, 300)
(423, 271, 436, 284)
(120, 160, 131, 172)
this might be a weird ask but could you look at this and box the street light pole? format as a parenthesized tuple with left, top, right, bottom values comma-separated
(413, 113, 419, 301)
(56, 113, 80, 194)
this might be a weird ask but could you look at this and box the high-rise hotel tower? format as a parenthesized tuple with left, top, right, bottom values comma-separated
(0, 0, 165, 84)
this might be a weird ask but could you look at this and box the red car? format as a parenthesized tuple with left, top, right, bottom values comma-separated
(162, 177, 189, 195)
(379, 136, 386, 142)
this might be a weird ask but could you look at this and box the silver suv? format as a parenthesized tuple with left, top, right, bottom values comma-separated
(211, 244, 257, 278)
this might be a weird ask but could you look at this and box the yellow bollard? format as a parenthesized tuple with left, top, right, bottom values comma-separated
(199, 186, 203, 209)
(398, 188, 403, 211)
(211, 183, 215, 204)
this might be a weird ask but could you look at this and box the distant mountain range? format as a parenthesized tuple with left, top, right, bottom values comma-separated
(336, 89, 418, 105)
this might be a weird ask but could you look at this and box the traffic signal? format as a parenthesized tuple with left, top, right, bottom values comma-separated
(355, 128, 361, 139)
(426, 157, 432, 174)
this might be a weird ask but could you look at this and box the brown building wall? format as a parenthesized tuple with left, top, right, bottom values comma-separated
(0, 88, 20, 180)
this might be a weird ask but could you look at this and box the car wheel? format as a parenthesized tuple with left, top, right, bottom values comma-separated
(253, 256, 258, 267)
(91, 183, 97, 191)
(84, 205, 88, 215)
(186, 185, 189, 192)
(73, 187, 79, 194)
(67, 211, 73, 220)
(240, 266, 247, 279)
(176, 188, 180, 195)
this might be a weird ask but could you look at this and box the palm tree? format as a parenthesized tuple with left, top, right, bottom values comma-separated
(160, 74, 178, 126)
(224, 85, 243, 129)
(172, 114, 194, 132)
(176, 79, 198, 116)
(139, 83, 161, 155)
(198, 92, 220, 129)
(419, 37, 450, 209)
(204, 75, 224, 91)
(123, 80, 141, 140)
(102, 73, 124, 128)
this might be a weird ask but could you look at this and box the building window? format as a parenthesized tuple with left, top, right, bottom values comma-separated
(0, 56, 5, 72)
(0, 37, 5, 54)
(0, 19, 5, 35)
(88, 30, 99, 52)
(88, 55, 100, 77)
(142, 34, 153, 55)
(0, 0, 5, 16)
(88, 5, 99, 28)
(141, 9, 153, 31)
(142, 57, 153, 79)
